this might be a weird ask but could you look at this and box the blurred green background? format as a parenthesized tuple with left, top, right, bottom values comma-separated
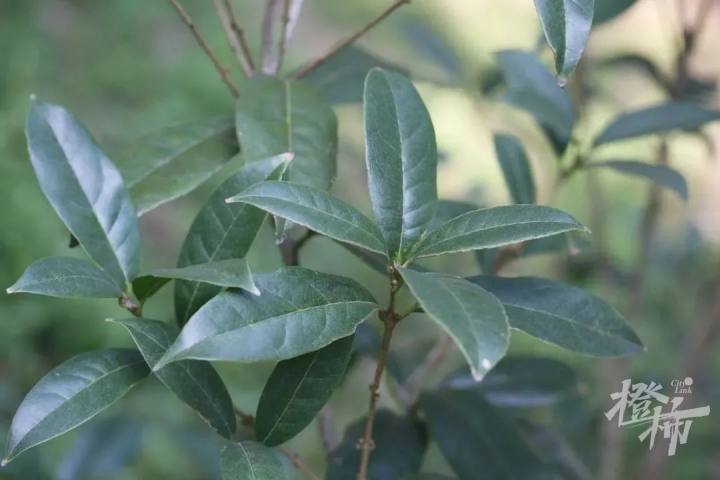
(1, 0, 719, 478)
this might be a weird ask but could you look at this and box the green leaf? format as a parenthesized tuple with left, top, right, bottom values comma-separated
(121, 117, 238, 216)
(534, 0, 594, 76)
(468, 276, 643, 356)
(443, 356, 578, 407)
(109, 318, 236, 438)
(235, 76, 337, 191)
(497, 50, 576, 142)
(428, 200, 479, 230)
(421, 389, 557, 480)
(156, 267, 377, 368)
(364, 68, 438, 261)
(227, 181, 387, 255)
(304, 46, 408, 104)
(588, 160, 688, 199)
(2, 349, 149, 465)
(594, 102, 720, 145)
(56, 415, 142, 480)
(175, 155, 290, 324)
(136, 258, 260, 303)
(326, 410, 427, 480)
(494, 134, 536, 204)
(594, 0, 636, 25)
(221, 442, 294, 480)
(255, 336, 354, 446)
(7, 257, 122, 299)
(399, 268, 509, 381)
(26, 101, 140, 289)
(412, 205, 587, 259)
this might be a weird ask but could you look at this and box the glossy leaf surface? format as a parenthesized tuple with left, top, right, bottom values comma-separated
(235, 76, 337, 190)
(469, 276, 643, 356)
(399, 268, 509, 381)
(7, 257, 122, 299)
(157, 268, 377, 367)
(175, 155, 289, 323)
(137, 258, 259, 301)
(26, 101, 140, 289)
(255, 336, 354, 446)
(220, 442, 293, 480)
(121, 116, 238, 215)
(412, 205, 586, 259)
(534, 0, 594, 76)
(3, 349, 149, 464)
(110, 318, 236, 438)
(227, 181, 387, 255)
(364, 68, 437, 261)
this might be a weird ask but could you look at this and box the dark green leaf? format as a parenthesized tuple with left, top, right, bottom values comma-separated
(175, 155, 290, 324)
(428, 200, 479, 230)
(494, 133, 536, 204)
(109, 318, 236, 438)
(327, 410, 427, 480)
(255, 336, 354, 446)
(26, 101, 140, 289)
(497, 50, 576, 142)
(235, 76, 337, 190)
(421, 390, 557, 480)
(594, 0, 636, 24)
(304, 46, 408, 104)
(137, 258, 259, 302)
(121, 117, 238, 215)
(364, 68, 438, 261)
(534, 0, 594, 76)
(443, 356, 578, 407)
(594, 102, 720, 145)
(220, 442, 293, 480)
(56, 415, 142, 480)
(157, 268, 377, 368)
(2, 349, 149, 465)
(399, 268, 509, 381)
(588, 160, 688, 199)
(468, 276, 643, 356)
(412, 205, 587, 259)
(227, 181, 387, 255)
(7, 257, 122, 299)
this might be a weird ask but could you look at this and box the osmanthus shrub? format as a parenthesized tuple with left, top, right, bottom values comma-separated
(4, 66, 644, 479)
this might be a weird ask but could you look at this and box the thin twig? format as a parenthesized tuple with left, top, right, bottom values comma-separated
(261, 0, 281, 74)
(167, 0, 239, 97)
(357, 269, 401, 480)
(119, 294, 142, 317)
(233, 405, 256, 428)
(274, 0, 292, 74)
(279, 447, 322, 480)
(212, 0, 255, 76)
(292, 0, 411, 80)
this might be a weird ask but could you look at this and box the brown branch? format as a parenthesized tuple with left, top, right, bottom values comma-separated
(212, 0, 255, 77)
(292, 0, 411, 80)
(233, 405, 256, 429)
(357, 269, 401, 480)
(119, 294, 142, 317)
(167, 0, 239, 97)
